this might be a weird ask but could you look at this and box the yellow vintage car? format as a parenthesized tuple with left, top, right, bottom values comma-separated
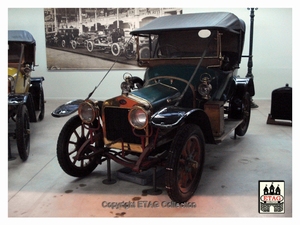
(8, 30, 45, 161)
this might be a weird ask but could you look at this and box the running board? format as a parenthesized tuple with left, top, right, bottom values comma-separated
(214, 119, 243, 143)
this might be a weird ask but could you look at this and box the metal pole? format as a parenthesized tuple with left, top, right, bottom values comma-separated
(102, 158, 117, 184)
(246, 8, 259, 108)
(246, 8, 257, 78)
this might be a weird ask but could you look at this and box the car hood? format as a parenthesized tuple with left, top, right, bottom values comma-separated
(129, 83, 180, 112)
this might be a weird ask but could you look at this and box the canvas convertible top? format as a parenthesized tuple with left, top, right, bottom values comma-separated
(131, 12, 245, 35)
(8, 30, 36, 45)
(8, 30, 36, 65)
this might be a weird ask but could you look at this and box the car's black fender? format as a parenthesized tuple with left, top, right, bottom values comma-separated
(151, 106, 215, 144)
(51, 99, 85, 117)
(228, 76, 253, 119)
(51, 99, 103, 118)
(235, 76, 255, 97)
(29, 77, 44, 111)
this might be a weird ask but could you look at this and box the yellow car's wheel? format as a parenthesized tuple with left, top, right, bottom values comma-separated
(16, 104, 30, 161)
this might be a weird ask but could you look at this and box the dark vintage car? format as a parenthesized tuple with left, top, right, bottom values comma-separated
(57, 28, 79, 48)
(8, 30, 45, 161)
(46, 28, 79, 48)
(45, 31, 58, 47)
(52, 12, 255, 203)
(71, 32, 95, 50)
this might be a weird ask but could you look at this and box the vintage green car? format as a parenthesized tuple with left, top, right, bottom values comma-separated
(8, 30, 45, 161)
(53, 12, 254, 203)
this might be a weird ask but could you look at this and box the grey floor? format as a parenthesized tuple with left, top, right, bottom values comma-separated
(8, 99, 292, 218)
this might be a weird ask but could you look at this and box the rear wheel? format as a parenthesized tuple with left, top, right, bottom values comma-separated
(16, 104, 30, 161)
(86, 41, 94, 52)
(56, 115, 103, 177)
(235, 92, 251, 136)
(71, 40, 77, 49)
(124, 42, 135, 59)
(125, 49, 135, 59)
(165, 124, 205, 203)
(61, 40, 66, 48)
(83, 40, 88, 48)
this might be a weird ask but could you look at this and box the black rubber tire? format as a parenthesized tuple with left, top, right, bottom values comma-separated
(38, 87, 45, 121)
(125, 50, 135, 59)
(16, 104, 30, 161)
(56, 115, 102, 177)
(235, 92, 251, 136)
(26, 93, 36, 122)
(165, 124, 205, 203)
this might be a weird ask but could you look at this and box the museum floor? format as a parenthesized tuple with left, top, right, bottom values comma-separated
(7, 99, 292, 218)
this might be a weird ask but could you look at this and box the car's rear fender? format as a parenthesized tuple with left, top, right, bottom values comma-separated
(30, 77, 44, 110)
(151, 106, 215, 144)
(235, 76, 255, 97)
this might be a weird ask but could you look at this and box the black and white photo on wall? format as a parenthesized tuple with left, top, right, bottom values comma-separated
(44, 8, 182, 70)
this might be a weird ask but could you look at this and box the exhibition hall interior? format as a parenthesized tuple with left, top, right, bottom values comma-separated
(7, 7, 294, 219)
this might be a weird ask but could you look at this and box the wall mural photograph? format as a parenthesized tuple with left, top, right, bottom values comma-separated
(44, 8, 182, 70)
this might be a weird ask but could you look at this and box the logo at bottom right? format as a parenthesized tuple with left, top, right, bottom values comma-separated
(259, 180, 285, 214)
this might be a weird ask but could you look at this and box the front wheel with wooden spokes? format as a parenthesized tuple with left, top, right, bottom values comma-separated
(56, 115, 103, 177)
(165, 124, 205, 203)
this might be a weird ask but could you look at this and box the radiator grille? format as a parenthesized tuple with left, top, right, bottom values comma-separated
(104, 107, 145, 144)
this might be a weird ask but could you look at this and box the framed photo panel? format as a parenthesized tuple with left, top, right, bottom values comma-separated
(44, 8, 182, 70)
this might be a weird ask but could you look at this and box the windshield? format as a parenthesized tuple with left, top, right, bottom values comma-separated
(139, 30, 218, 60)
